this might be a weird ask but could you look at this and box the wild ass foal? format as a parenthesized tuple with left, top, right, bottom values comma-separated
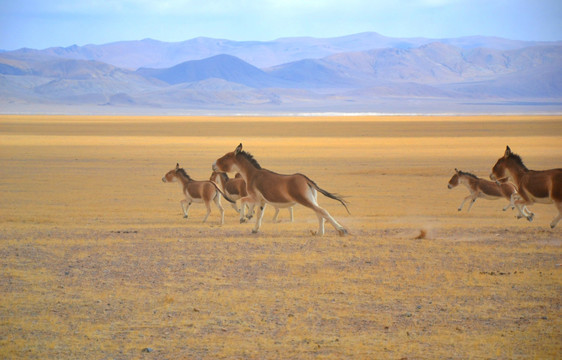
(490, 146, 562, 228)
(448, 168, 530, 217)
(210, 171, 294, 223)
(213, 144, 349, 236)
(162, 164, 234, 225)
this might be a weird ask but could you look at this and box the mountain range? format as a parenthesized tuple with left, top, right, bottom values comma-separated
(1, 32, 561, 114)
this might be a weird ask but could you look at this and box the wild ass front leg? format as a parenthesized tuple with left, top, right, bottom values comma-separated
(239, 197, 252, 223)
(252, 202, 266, 234)
(458, 195, 472, 211)
(180, 199, 191, 218)
(466, 194, 478, 212)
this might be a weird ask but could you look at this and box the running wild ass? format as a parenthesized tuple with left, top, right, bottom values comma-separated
(213, 144, 349, 236)
(210, 171, 294, 223)
(490, 146, 562, 228)
(162, 164, 234, 225)
(448, 168, 530, 218)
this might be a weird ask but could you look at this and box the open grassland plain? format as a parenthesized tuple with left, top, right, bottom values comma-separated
(0, 115, 561, 359)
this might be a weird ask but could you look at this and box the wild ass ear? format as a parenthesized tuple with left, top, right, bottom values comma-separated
(235, 143, 243, 155)
(504, 146, 511, 157)
(455, 168, 459, 173)
(175, 163, 180, 170)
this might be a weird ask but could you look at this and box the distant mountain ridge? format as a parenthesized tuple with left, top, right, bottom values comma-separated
(136, 54, 291, 88)
(0, 32, 561, 113)
(7, 32, 560, 69)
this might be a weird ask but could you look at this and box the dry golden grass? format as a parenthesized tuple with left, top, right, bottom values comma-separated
(0, 115, 560, 359)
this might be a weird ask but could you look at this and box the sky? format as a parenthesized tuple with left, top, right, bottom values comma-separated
(1, 0, 561, 50)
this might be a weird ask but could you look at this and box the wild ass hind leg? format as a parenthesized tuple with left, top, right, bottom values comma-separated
(202, 201, 212, 223)
(515, 199, 534, 222)
(312, 213, 326, 236)
(311, 205, 347, 236)
(289, 207, 294, 222)
(214, 194, 225, 225)
(302, 188, 346, 236)
(272, 207, 280, 223)
(509, 193, 529, 219)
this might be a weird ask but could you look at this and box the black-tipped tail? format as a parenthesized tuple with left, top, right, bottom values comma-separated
(302, 174, 350, 214)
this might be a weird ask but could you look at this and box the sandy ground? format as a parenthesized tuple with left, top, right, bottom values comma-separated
(0, 115, 560, 359)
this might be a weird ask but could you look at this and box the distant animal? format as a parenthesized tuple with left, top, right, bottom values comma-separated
(162, 164, 234, 225)
(213, 143, 349, 236)
(490, 146, 562, 228)
(448, 168, 530, 218)
(210, 171, 294, 223)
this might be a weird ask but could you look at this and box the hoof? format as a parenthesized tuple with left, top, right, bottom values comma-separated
(183, 215, 188, 219)
(251, 229, 259, 234)
(457, 208, 462, 212)
(528, 214, 534, 222)
(338, 228, 348, 236)
(240, 218, 246, 224)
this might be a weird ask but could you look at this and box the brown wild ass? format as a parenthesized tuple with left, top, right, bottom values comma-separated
(448, 168, 530, 218)
(213, 144, 349, 236)
(490, 146, 562, 228)
(210, 171, 294, 223)
(162, 164, 234, 225)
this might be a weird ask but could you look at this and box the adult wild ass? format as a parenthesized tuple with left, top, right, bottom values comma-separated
(213, 144, 349, 236)
(210, 171, 294, 223)
(162, 164, 234, 225)
(490, 146, 562, 228)
(448, 168, 530, 218)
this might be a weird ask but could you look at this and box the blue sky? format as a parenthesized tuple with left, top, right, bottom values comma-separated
(1, 0, 561, 50)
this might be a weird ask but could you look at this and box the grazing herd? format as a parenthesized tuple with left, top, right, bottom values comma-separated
(164, 144, 561, 235)
(451, 145, 561, 229)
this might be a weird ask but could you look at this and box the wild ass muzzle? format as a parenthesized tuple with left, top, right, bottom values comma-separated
(162, 164, 235, 225)
(490, 146, 562, 228)
(212, 144, 349, 236)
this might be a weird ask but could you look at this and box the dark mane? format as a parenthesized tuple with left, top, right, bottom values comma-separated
(238, 150, 262, 169)
(176, 167, 193, 181)
(507, 152, 528, 171)
(458, 170, 478, 179)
